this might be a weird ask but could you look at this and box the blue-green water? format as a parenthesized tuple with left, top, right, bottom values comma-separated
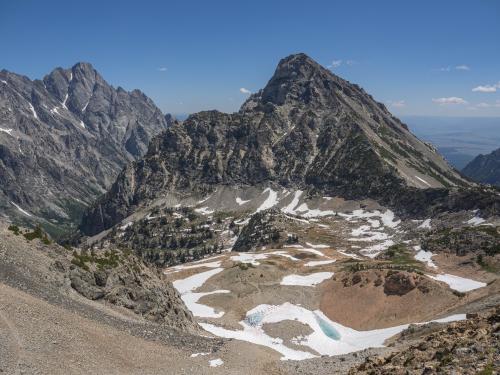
(315, 314, 341, 340)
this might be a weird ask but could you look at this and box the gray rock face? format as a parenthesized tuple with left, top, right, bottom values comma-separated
(463, 148, 500, 186)
(232, 208, 295, 252)
(0, 63, 171, 233)
(67, 250, 195, 330)
(80, 53, 474, 236)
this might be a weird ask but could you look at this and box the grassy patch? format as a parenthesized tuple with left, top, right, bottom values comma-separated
(23, 225, 51, 245)
(384, 244, 422, 268)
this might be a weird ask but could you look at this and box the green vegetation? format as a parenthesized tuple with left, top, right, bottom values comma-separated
(8, 224, 20, 235)
(477, 362, 494, 375)
(384, 244, 423, 268)
(71, 249, 122, 271)
(23, 225, 51, 245)
(476, 254, 499, 274)
(236, 262, 256, 271)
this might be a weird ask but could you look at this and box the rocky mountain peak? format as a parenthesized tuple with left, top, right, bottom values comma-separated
(80, 54, 476, 236)
(0, 63, 170, 234)
(242, 52, 348, 113)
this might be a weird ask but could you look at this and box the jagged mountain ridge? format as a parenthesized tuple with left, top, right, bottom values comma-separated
(463, 147, 500, 186)
(0, 62, 172, 233)
(80, 53, 473, 236)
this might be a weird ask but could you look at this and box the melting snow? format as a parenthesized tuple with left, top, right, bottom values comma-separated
(235, 197, 250, 205)
(281, 190, 303, 214)
(256, 188, 279, 212)
(62, 93, 69, 109)
(0, 127, 13, 136)
(413, 246, 437, 269)
(280, 272, 333, 287)
(305, 260, 336, 267)
(190, 352, 210, 358)
(305, 242, 330, 249)
(466, 216, 486, 226)
(294, 203, 336, 218)
(415, 176, 431, 187)
(209, 358, 224, 367)
(79, 120, 86, 128)
(428, 274, 486, 292)
(172, 268, 229, 318)
(230, 253, 269, 266)
(10, 202, 32, 217)
(200, 302, 465, 360)
(82, 101, 89, 112)
(337, 250, 361, 259)
(418, 219, 432, 229)
(28, 102, 38, 119)
(1, 80, 7, 84)
(195, 207, 214, 215)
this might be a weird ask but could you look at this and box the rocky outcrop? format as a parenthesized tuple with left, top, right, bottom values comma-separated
(232, 208, 293, 252)
(66, 247, 196, 330)
(422, 225, 500, 257)
(0, 63, 171, 234)
(463, 147, 500, 186)
(80, 53, 473, 236)
(350, 307, 500, 374)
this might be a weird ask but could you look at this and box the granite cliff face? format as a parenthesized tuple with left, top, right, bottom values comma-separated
(0, 63, 171, 234)
(463, 147, 500, 186)
(80, 53, 474, 236)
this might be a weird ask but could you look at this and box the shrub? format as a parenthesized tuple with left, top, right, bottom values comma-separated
(8, 224, 20, 235)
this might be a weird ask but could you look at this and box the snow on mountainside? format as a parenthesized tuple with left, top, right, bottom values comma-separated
(0, 63, 174, 234)
(80, 53, 485, 237)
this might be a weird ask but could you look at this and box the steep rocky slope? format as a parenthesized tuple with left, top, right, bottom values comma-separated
(0, 63, 172, 235)
(350, 307, 499, 374)
(81, 53, 474, 236)
(463, 147, 500, 186)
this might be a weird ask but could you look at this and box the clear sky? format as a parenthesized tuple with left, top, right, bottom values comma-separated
(1, 0, 499, 117)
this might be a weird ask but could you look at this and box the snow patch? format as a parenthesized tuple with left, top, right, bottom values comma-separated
(172, 268, 229, 318)
(418, 219, 432, 229)
(413, 246, 437, 269)
(428, 274, 486, 292)
(280, 272, 333, 287)
(62, 93, 69, 109)
(415, 175, 431, 187)
(465, 216, 486, 226)
(281, 190, 303, 214)
(256, 188, 279, 212)
(10, 201, 32, 217)
(190, 352, 210, 358)
(295, 203, 336, 218)
(28, 102, 38, 119)
(235, 197, 250, 205)
(305, 260, 336, 267)
(0, 127, 13, 136)
(209, 358, 224, 367)
(195, 207, 214, 215)
(200, 302, 465, 360)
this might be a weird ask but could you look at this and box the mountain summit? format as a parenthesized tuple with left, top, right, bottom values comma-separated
(0, 62, 172, 233)
(80, 53, 473, 235)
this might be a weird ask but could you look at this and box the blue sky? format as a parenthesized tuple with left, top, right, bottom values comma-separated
(1, 0, 499, 117)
